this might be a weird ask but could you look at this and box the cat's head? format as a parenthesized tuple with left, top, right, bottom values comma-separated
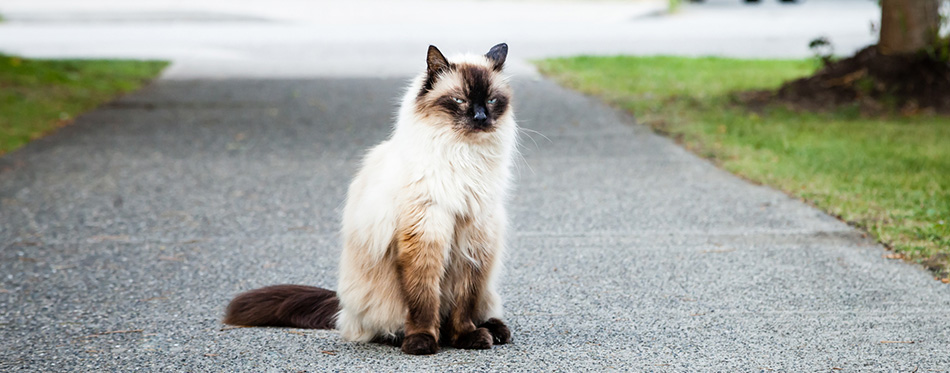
(414, 43, 512, 136)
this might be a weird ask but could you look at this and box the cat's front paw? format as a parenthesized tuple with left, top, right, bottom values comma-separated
(402, 333, 439, 355)
(478, 318, 511, 345)
(371, 333, 404, 347)
(453, 327, 493, 350)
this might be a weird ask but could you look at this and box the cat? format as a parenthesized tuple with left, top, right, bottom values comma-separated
(224, 43, 517, 355)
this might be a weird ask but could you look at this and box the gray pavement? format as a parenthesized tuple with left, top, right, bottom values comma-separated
(2, 0, 949, 370)
(2, 77, 949, 371)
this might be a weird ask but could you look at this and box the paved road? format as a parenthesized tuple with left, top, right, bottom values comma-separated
(2, 0, 948, 370)
(2, 76, 949, 370)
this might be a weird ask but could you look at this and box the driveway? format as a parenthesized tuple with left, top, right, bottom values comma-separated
(2, 0, 947, 371)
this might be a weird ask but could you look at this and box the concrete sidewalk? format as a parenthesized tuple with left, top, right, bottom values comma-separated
(1, 77, 948, 371)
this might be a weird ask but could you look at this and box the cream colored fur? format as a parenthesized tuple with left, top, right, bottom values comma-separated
(335, 54, 518, 342)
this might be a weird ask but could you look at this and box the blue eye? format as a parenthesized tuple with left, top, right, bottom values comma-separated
(453, 97, 465, 104)
(487, 99, 497, 104)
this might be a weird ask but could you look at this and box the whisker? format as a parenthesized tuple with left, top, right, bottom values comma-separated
(516, 127, 550, 151)
(515, 150, 535, 176)
(519, 127, 552, 144)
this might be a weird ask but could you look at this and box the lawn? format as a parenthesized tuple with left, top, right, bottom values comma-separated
(535, 56, 950, 280)
(0, 55, 168, 155)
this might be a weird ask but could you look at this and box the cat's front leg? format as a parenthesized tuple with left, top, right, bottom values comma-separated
(477, 318, 511, 345)
(443, 260, 494, 350)
(395, 204, 452, 355)
(453, 211, 511, 347)
(468, 205, 511, 345)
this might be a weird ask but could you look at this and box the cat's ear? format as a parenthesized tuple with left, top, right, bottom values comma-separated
(485, 43, 508, 71)
(426, 45, 450, 75)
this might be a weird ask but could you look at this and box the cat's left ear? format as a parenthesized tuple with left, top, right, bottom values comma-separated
(485, 43, 508, 71)
(427, 45, 450, 75)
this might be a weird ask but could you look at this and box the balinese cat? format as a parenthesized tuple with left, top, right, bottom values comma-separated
(224, 43, 517, 355)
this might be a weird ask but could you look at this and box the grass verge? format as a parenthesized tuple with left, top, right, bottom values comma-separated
(535, 56, 950, 281)
(0, 55, 168, 155)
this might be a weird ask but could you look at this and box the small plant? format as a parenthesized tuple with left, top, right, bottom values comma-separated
(808, 36, 834, 67)
(924, 36, 950, 62)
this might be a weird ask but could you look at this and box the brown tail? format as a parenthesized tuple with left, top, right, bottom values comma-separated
(223, 284, 339, 329)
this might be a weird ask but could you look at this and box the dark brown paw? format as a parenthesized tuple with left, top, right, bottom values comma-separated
(479, 318, 511, 345)
(453, 327, 493, 350)
(371, 333, 404, 347)
(401, 333, 439, 355)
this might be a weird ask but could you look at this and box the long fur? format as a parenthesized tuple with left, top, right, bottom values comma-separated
(224, 44, 517, 354)
(223, 285, 339, 329)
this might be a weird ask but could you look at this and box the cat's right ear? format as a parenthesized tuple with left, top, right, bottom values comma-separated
(485, 43, 508, 71)
(426, 45, 450, 75)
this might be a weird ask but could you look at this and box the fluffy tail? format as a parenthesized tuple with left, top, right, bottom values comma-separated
(223, 284, 339, 329)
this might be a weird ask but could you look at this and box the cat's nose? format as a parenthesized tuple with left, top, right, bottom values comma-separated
(474, 107, 488, 122)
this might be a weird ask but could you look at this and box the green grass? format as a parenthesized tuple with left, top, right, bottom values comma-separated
(535, 56, 950, 280)
(0, 55, 168, 155)
(667, 0, 682, 13)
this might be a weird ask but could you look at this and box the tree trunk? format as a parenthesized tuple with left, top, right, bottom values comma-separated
(878, 0, 941, 55)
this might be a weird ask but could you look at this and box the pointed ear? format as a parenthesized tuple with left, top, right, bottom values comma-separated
(485, 43, 508, 71)
(426, 45, 450, 75)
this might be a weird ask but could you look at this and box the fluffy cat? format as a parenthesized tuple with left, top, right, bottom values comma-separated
(224, 43, 517, 355)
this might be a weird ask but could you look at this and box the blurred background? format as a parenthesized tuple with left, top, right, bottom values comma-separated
(0, 0, 880, 78)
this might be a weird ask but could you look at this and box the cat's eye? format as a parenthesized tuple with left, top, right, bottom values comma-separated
(453, 97, 465, 104)
(487, 98, 497, 104)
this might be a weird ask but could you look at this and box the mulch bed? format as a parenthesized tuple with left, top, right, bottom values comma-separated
(742, 45, 950, 114)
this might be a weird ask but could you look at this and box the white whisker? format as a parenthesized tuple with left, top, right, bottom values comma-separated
(516, 126, 551, 151)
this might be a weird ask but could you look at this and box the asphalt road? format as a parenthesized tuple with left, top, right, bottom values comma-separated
(2, 76, 949, 371)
